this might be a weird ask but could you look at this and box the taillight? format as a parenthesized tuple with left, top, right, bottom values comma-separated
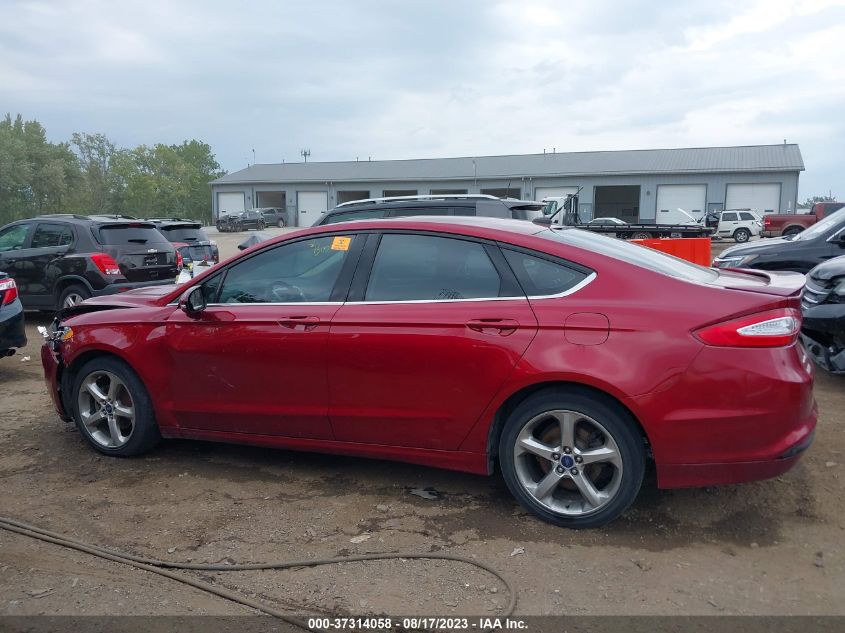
(176, 250, 184, 271)
(764, 216, 772, 227)
(694, 308, 801, 348)
(90, 253, 121, 276)
(0, 278, 19, 306)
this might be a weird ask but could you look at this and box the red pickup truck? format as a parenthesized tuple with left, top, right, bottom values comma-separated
(762, 201, 845, 237)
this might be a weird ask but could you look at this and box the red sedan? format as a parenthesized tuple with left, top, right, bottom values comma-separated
(41, 217, 816, 528)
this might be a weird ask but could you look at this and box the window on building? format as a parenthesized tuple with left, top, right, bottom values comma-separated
(383, 190, 417, 197)
(337, 191, 370, 204)
(481, 187, 521, 199)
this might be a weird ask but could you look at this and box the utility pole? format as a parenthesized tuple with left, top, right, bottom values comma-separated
(252, 148, 256, 165)
(301, 149, 311, 163)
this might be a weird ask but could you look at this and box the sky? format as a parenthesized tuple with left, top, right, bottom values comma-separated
(1, 0, 844, 199)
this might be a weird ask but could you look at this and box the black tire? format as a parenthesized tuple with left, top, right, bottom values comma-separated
(70, 356, 160, 457)
(277, 218, 286, 228)
(58, 283, 91, 310)
(783, 226, 803, 237)
(630, 231, 652, 240)
(733, 228, 751, 243)
(498, 387, 645, 529)
(259, 221, 266, 230)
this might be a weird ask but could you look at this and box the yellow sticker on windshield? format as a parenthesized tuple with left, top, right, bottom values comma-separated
(331, 236, 352, 251)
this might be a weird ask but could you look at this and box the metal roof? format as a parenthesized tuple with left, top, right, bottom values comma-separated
(211, 144, 804, 185)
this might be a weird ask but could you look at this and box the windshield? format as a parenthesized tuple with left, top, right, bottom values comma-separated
(792, 207, 845, 241)
(541, 227, 719, 283)
(542, 201, 558, 216)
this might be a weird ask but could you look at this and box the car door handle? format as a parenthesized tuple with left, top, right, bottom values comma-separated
(466, 318, 519, 336)
(278, 316, 320, 331)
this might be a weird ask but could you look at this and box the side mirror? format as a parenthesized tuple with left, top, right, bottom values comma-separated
(179, 286, 206, 317)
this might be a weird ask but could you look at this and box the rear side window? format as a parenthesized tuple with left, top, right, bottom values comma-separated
(158, 225, 209, 242)
(739, 212, 756, 221)
(97, 224, 169, 245)
(722, 212, 738, 221)
(323, 209, 386, 225)
(503, 249, 589, 297)
(366, 234, 502, 301)
(31, 223, 74, 248)
(541, 228, 719, 283)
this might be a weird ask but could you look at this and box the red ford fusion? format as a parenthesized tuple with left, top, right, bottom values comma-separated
(41, 217, 816, 528)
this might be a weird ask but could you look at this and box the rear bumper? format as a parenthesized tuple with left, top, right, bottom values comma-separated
(0, 302, 27, 353)
(760, 230, 778, 238)
(92, 279, 174, 298)
(632, 343, 817, 489)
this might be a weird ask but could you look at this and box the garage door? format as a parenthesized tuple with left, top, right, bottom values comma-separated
(297, 191, 329, 227)
(218, 192, 245, 215)
(535, 186, 579, 201)
(655, 185, 706, 222)
(725, 184, 781, 214)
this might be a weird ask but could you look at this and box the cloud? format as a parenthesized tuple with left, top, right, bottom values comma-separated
(1, 0, 843, 197)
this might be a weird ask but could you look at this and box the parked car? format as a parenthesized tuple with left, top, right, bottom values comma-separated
(762, 201, 845, 238)
(314, 194, 546, 226)
(149, 219, 219, 266)
(41, 217, 813, 529)
(216, 210, 266, 232)
(587, 217, 627, 226)
(0, 272, 26, 357)
(254, 207, 289, 228)
(713, 207, 845, 273)
(800, 255, 845, 374)
(0, 215, 180, 311)
(711, 210, 762, 243)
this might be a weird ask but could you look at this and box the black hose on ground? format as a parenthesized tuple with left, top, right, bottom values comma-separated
(0, 515, 517, 631)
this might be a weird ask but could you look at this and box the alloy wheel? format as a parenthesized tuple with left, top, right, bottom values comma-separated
(63, 292, 86, 308)
(77, 371, 136, 448)
(513, 409, 623, 517)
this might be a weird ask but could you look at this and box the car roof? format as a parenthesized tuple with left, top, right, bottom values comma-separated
(311, 215, 548, 239)
(18, 214, 155, 227)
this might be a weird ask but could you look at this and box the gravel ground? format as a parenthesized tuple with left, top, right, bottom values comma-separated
(2, 230, 841, 619)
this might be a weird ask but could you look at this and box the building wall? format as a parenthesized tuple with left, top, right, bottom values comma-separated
(211, 170, 800, 225)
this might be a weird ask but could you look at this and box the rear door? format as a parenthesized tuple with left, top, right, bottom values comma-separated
(327, 232, 538, 449)
(23, 222, 75, 304)
(96, 223, 178, 282)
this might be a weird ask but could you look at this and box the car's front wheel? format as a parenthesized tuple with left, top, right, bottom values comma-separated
(277, 218, 286, 228)
(630, 231, 652, 240)
(499, 388, 645, 528)
(70, 356, 161, 457)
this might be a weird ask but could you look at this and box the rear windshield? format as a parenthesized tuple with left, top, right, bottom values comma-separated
(540, 228, 719, 283)
(509, 206, 545, 221)
(158, 225, 209, 242)
(96, 224, 170, 245)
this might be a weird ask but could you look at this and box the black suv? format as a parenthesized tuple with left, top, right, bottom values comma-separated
(149, 219, 220, 266)
(0, 215, 179, 310)
(314, 195, 546, 226)
(254, 207, 289, 228)
(216, 210, 266, 232)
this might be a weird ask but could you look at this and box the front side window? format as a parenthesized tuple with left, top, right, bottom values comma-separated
(0, 224, 30, 252)
(503, 249, 589, 297)
(365, 234, 502, 301)
(31, 223, 73, 248)
(388, 207, 454, 218)
(218, 235, 354, 303)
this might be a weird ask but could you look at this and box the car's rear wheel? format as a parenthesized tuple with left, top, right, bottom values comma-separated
(783, 226, 803, 237)
(499, 389, 645, 528)
(71, 356, 160, 456)
(59, 284, 91, 310)
(734, 228, 751, 243)
(277, 218, 286, 228)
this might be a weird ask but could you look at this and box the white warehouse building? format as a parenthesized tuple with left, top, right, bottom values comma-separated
(209, 144, 804, 227)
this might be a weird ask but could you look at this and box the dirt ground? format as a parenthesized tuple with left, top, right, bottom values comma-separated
(1, 228, 842, 619)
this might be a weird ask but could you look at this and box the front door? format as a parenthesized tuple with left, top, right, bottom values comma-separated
(328, 232, 538, 450)
(164, 232, 362, 438)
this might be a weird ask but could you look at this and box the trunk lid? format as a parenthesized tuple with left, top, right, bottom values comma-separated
(95, 223, 178, 282)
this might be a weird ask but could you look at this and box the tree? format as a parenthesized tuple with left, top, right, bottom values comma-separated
(803, 194, 837, 207)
